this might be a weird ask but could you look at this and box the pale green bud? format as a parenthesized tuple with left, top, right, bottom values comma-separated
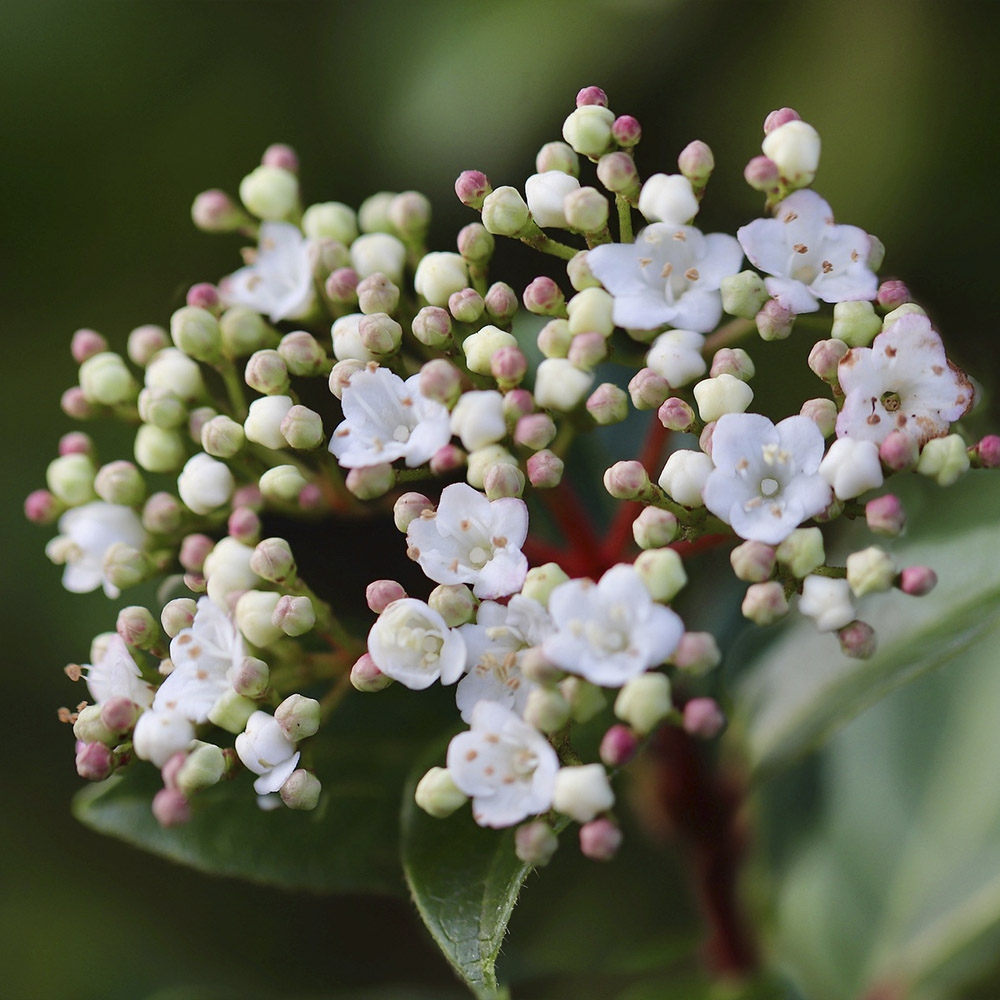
(345, 463, 395, 500)
(415, 767, 468, 818)
(729, 540, 776, 582)
(134, 424, 186, 473)
(161, 597, 197, 638)
(693, 374, 754, 422)
(428, 584, 477, 627)
(882, 302, 927, 330)
(466, 445, 517, 490)
(278, 331, 328, 376)
(275, 693, 321, 741)
(46, 453, 97, 505)
(562, 105, 616, 158)
(273, 594, 315, 636)
(280, 769, 322, 810)
(231, 655, 270, 698)
(207, 689, 258, 734)
(280, 404, 324, 450)
(462, 324, 517, 375)
(239, 165, 299, 220)
(201, 415, 245, 458)
(170, 307, 223, 364)
(775, 527, 825, 579)
(552, 763, 615, 822)
(245, 349, 291, 396)
(916, 434, 969, 486)
(250, 537, 296, 583)
(102, 542, 149, 592)
(523, 687, 571, 733)
(302, 202, 358, 243)
(567, 250, 600, 291)
(521, 562, 570, 606)
(831, 300, 881, 347)
(73, 704, 116, 746)
(563, 186, 609, 234)
(480, 186, 531, 237)
(515, 819, 559, 866)
(537, 318, 572, 359)
(614, 672, 672, 735)
(634, 548, 687, 602)
(720, 270, 769, 319)
(358, 191, 397, 234)
(558, 677, 607, 723)
(259, 464, 309, 503)
(94, 460, 146, 507)
(632, 507, 679, 549)
(741, 581, 789, 625)
(567, 287, 615, 337)
(235, 589, 283, 647)
(846, 546, 896, 597)
(78, 352, 139, 407)
(137, 387, 187, 429)
(533, 358, 594, 412)
(176, 742, 226, 795)
(219, 306, 276, 358)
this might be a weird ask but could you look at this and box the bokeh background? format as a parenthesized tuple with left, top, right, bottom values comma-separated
(5, 2, 1000, 998)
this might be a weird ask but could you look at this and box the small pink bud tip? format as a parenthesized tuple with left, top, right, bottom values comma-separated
(186, 282, 221, 311)
(576, 86, 608, 108)
(611, 115, 641, 148)
(152, 787, 192, 827)
(58, 431, 93, 456)
(579, 817, 623, 861)
(366, 579, 407, 614)
(24, 489, 60, 524)
(743, 155, 780, 191)
(876, 279, 910, 311)
(976, 434, 1000, 468)
(454, 170, 492, 209)
(599, 724, 639, 768)
(865, 493, 906, 536)
(682, 698, 726, 739)
(71, 328, 108, 364)
(261, 143, 299, 173)
(837, 620, 877, 660)
(899, 565, 937, 596)
(763, 107, 801, 133)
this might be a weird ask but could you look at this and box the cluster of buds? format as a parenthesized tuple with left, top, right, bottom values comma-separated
(28, 92, 996, 859)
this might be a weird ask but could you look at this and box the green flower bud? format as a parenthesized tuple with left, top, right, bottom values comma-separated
(614, 672, 672, 735)
(176, 742, 226, 795)
(137, 387, 187, 429)
(559, 676, 606, 723)
(481, 186, 531, 236)
(134, 424, 186, 473)
(46, 453, 97, 505)
(207, 688, 258, 734)
(415, 767, 468, 819)
(275, 693, 321, 741)
(239, 165, 299, 221)
(102, 542, 149, 592)
(219, 306, 276, 358)
(170, 306, 223, 364)
(916, 434, 970, 486)
(523, 687, 571, 733)
(831, 300, 881, 348)
(302, 201, 358, 243)
(846, 545, 896, 597)
(775, 527, 825, 579)
(201, 415, 245, 458)
(428, 584, 477, 627)
(273, 594, 315, 636)
(259, 465, 309, 503)
(94, 460, 146, 507)
(521, 562, 570, 606)
(634, 548, 687, 602)
(78, 352, 139, 407)
(235, 589, 283, 647)
(280, 769, 322, 810)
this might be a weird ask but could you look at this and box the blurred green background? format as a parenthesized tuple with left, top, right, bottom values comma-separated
(5, 2, 1000, 998)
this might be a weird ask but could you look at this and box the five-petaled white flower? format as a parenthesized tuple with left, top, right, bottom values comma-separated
(447, 700, 559, 828)
(737, 189, 878, 314)
(586, 223, 744, 332)
(456, 596, 552, 722)
(367, 597, 467, 690)
(406, 482, 529, 599)
(329, 364, 452, 469)
(235, 710, 301, 795)
(222, 221, 315, 322)
(84, 633, 155, 710)
(702, 412, 832, 544)
(543, 563, 684, 686)
(836, 312, 973, 446)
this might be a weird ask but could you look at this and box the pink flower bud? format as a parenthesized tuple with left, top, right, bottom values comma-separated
(191, 189, 244, 232)
(71, 328, 108, 363)
(261, 142, 299, 173)
(179, 533, 215, 573)
(611, 115, 641, 148)
(683, 698, 726, 739)
(24, 488, 61, 524)
(76, 741, 115, 781)
(454, 170, 492, 209)
(61, 386, 95, 420)
(586, 383, 628, 425)
(357, 273, 400, 315)
(411, 306, 453, 349)
(127, 325, 170, 367)
(672, 632, 721, 674)
(345, 463, 394, 500)
(228, 506, 261, 545)
(865, 494, 906, 536)
(527, 449, 564, 488)
(351, 652, 393, 692)
(763, 107, 801, 133)
(603, 460, 648, 499)
(503, 388, 534, 422)
(418, 358, 462, 406)
(729, 539, 777, 582)
(579, 817, 623, 861)
(514, 820, 559, 867)
(100, 696, 141, 734)
(484, 281, 519, 322)
(657, 396, 696, 432)
(975, 434, 1000, 469)
(515, 412, 557, 450)
(744, 155, 780, 191)
(599, 724, 639, 768)
(429, 444, 466, 476)
(366, 579, 407, 613)
(483, 463, 525, 500)
(628, 368, 671, 411)
(710, 348, 755, 381)
(596, 151, 639, 194)
(576, 85, 608, 107)
(568, 331, 608, 370)
(808, 338, 850, 381)
(448, 288, 485, 324)
(393, 492, 433, 532)
(523, 276, 566, 316)
(899, 565, 937, 596)
(457, 222, 495, 264)
(677, 140, 715, 187)
(491, 346, 528, 388)
(59, 431, 93, 457)
(879, 430, 920, 472)
(250, 537, 296, 584)
(152, 787, 191, 827)
(272, 594, 315, 636)
(186, 282, 221, 312)
(325, 267, 360, 304)
(116, 605, 159, 650)
(838, 620, 877, 659)
(876, 279, 910, 311)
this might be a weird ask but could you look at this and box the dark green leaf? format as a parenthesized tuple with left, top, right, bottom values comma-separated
(732, 471, 1000, 776)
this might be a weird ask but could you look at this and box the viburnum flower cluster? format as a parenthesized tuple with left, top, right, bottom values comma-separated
(27, 87, 997, 876)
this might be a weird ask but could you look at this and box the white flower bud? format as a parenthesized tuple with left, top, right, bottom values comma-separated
(775, 527, 825, 579)
(846, 546, 896, 597)
(414, 766, 468, 818)
(741, 581, 789, 625)
(462, 324, 518, 375)
(533, 358, 594, 412)
(552, 764, 615, 823)
(177, 453, 234, 515)
(646, 330, 707, 387)
(481, 186, 531, 236)
(133, 708, 195, 768)
(819, 438, 884, 500)
(567, 287, 615, 337)
(524, 171, 580, 228)
(520, 562, 570, 607)
(413, 251, 470, 307)
(244, 395, 294, 450)
(693, 374, 754, 423)
(79, 352, 139, 406)
(134, 425, 186, 473)
(235, 589, 283, 648)
(761, 119, 821, 186)
(658, 449, 714, 507)
(561, 105, 615, 157)
(259, 464, 309, 503)
(331, 313, 377, 363)
(239, 165, 299, 220)
(301, 201, 358, 243)
(145, 347, 205, 402)
(204, 537, 259, 608)
(637, 173, 699, 225)
(450, 390, 507, 451)
(614, 672, 672, 735)
(466, 444, 517, 490)
(799, 575, 855, 632)
(634, 548, 687, 602)
(563, 187, 609, 234)
(350, 232, 407, 284)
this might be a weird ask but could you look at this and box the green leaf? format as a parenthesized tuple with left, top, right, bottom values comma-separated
(400, 743, 543, 1000)
(732, 471, 1000, 776)
(760, 606, 1000, 999)
(74, 683, 457, 893)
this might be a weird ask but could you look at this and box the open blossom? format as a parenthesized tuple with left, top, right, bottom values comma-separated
(586, 222, 743, 332)
(406, 482, 529, 599)
(456, 595, 552, 722)
(221, 221, 315, 322)
(447, 700, 559, 828)
(543, 564, 684, 686)
(48, 501, 146, 598)
(702, 413, 831, 544)
(329, 365, 452, 468)
(84, 633, 155, 710)
(367, 597, 467, 690)
(737, 189, 878, 314)
(235, 710, 301, 795)
(836, 312, 974, 446)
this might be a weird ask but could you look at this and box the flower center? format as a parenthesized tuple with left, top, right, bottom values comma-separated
(880, 390, 901, 413)
(760, 477, 780, 497)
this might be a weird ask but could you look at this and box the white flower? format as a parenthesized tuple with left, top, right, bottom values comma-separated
(586, 223, 743, 333)
(405, 482, 529, 599)
(835, 312, 974, 446)
(637, 173, 699, 225)
(132, 707, 196, 768)
(456, 596, 552, 722)
(413, 251, 470, 306)
(50, 501, 146, 598)
(543, 564, 684, 686)
(83, 633, 155, 710)
(177, 453, 235, 515)
(222, 221, 315, 323)
(450, 390, 507, 452)
(154, 597, 244, 723)
(702, 413, 832, 544)
(367, 597, 467, 690)
(329, 365, 451, 469)
(737, 189, 878, 314)
(235, 710, 301, 794)
(819, 437, 883, 499)
(447, 701, 559, 828)
(524, 171, 580, 229)
(799, 574, 855, 632)
(645, 329, 706, 387)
